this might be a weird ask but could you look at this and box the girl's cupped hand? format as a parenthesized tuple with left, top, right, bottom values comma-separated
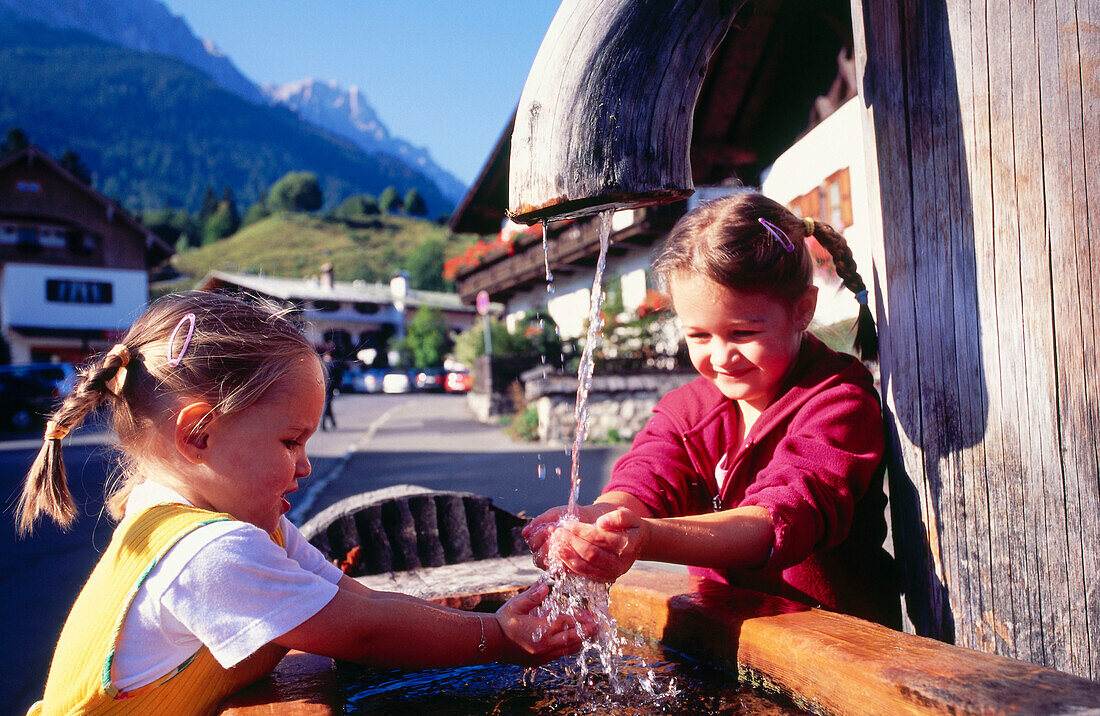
(523, 505, 648, 583)
(494, 581, 595, 665)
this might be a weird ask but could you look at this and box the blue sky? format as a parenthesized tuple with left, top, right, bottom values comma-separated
(159, 0, 561, 187)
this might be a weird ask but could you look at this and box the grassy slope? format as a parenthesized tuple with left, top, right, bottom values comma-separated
(161, 213, 475, 294)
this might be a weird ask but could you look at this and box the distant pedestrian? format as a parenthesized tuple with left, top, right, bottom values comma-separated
(321, 352, 342, 431)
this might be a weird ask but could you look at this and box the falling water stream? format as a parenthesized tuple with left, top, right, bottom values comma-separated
(528, 211, 678, 707)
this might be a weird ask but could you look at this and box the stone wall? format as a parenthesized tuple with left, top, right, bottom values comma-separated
(525, 370, 697, 444)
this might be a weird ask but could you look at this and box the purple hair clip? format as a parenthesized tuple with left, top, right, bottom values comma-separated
(167, 313, 196, 367)
(758, 218, 796, 253)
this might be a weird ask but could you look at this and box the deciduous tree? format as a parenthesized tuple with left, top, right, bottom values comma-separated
(268, 171, 323, 212)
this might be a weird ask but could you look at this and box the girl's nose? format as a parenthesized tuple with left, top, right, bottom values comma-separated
(711, 340, 739, 369)
(296, 453, 311, 479)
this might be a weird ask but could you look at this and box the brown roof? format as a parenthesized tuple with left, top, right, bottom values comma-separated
(0, 145, 175, 261)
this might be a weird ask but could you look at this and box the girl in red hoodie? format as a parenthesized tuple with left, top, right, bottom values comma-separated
(525, 192, 900, 626)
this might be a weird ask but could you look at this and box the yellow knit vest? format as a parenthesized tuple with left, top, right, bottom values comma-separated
(29, 504, 289, 716)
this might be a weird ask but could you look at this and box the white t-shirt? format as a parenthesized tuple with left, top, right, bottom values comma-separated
(112, 482, 343, 691)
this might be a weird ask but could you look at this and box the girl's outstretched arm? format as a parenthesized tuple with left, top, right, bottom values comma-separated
(274, 580, 587, 668)
(535, 498, 774, 583)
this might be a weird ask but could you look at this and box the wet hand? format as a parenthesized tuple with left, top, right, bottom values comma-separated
(523, 504, 617, 570)
(494, 581, 593, 665)
(546, 507, 648, 582)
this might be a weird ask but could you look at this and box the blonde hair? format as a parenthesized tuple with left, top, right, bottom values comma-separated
(653, 191, 876, 360)
(17, 291, 317, 536)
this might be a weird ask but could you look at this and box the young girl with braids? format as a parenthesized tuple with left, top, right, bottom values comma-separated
(525, 192, 900, 626)
(19, 291, 586, 716)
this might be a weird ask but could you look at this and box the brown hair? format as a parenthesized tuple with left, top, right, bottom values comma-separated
(652, 191, 877, 360)
(17, 290, 317, 536)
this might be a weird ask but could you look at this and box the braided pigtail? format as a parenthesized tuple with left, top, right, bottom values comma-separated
(805, 217, 878, 362)
(17, 345, 130, 536)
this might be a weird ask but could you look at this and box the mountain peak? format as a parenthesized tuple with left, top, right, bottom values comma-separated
(0, 0, 263, 104)
(200, 37, 225, 59)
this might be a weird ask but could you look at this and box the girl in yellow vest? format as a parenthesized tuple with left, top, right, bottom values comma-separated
(18, 291, 587, 716)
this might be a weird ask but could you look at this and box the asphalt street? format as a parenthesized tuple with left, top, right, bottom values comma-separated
(0, 392, 629, 714)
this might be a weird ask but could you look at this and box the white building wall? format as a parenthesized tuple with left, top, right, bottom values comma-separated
(760, 98, 871, 327)
(1, 263, 148, 362)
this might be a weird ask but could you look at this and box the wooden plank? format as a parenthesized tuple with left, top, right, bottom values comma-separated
(850, 0, 936, 639)
(1037, 0, 1094, 677)
(611, 568, 1100, 716)
(1075, 0, 1100, 680)
(985, 0, 1040, 666)
(1009, 2, 1071, 672)
(943, 0, 995, 655)
(961, 0, 1015, 659)
(909, 0, 969, 645)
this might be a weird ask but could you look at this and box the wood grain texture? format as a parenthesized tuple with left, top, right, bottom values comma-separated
(507, 0, 743, 223)
(853, 0, 1100, 678)
(612, 568, 1100, 715)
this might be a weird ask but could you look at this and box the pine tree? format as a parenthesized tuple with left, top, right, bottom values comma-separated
(403, 188, 427, 216)
(220, 187, 241, 234)
(199, 187, 219, 222)
(378, 186, 400, 213)
(1, 127, 28, 156)
(59, 149, 92, 184)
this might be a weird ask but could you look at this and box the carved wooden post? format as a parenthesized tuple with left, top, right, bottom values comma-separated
(508, 0, 744, 224)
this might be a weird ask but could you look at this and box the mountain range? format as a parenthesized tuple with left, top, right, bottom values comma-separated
(0, 0, 467, 211)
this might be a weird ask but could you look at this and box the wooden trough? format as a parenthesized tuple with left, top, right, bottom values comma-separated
(218, 488, 1100, 715)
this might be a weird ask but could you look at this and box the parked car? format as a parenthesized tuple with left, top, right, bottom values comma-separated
(444, 370, 473, 393)
(0, 372, 59, 430)
(410, 367, 445, 392)
(0, 362, 76, 397)
(381, 370, 412, 394)
(339, 364, 386, 393)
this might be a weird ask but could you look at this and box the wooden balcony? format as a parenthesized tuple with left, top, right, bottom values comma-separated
(454, 203, 684, 304)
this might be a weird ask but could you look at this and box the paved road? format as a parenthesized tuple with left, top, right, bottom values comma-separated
(0, 392, 629, 714)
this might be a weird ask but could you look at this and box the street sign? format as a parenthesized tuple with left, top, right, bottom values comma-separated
(476, 290, 490, 316)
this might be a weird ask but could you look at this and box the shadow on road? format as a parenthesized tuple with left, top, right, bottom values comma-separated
(293, 445, 630, 524)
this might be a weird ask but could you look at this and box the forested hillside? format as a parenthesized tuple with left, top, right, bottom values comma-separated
(0, 10, 452, 217)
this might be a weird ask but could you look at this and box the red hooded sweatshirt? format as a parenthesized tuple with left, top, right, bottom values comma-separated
(604, 334, 900, 626)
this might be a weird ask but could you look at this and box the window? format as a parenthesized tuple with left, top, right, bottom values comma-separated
(786, 167, 852, 232)
(64, 230, 98, 256)
(15, 180, 41, 193)
(40, 227, 66, 249)
(17, 227, 40, 251)
(822, 168, 852, 230)
(46, 279, 114, 304)
(311, 300, 340, 312)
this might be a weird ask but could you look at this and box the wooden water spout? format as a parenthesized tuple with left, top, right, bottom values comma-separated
(508, 0, 746, 224)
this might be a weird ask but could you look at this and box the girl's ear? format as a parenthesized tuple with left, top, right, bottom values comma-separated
(175, 401, 214, 464)
(795, 285, 819, 330)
